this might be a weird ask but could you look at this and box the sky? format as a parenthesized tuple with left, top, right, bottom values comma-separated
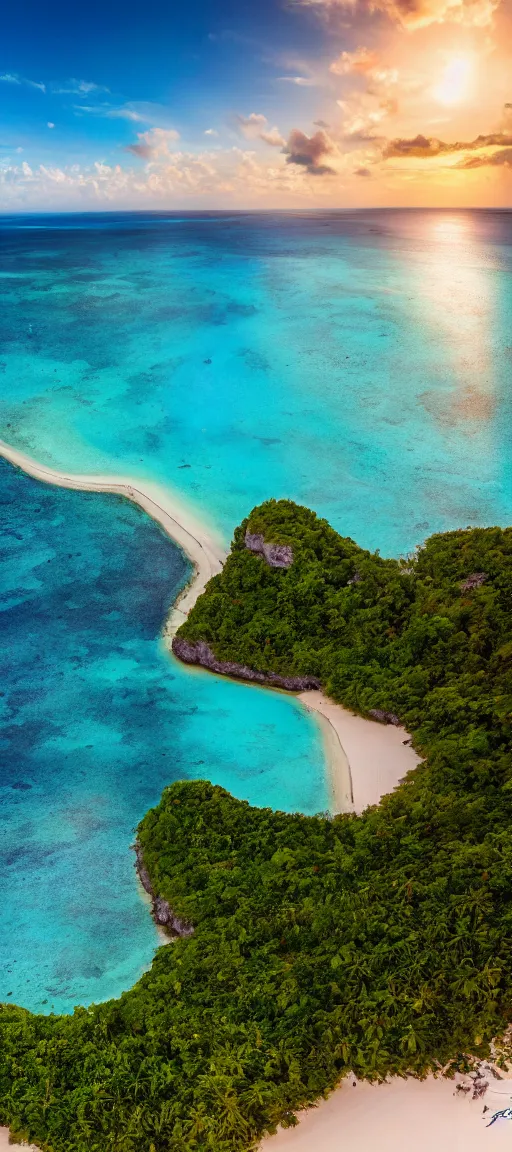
(1, 0, 512, 208)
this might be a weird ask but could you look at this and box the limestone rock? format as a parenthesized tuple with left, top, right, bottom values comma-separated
(245, 531, 293, 569)
(368, 708, 401, 726)
(172, 637, 321, 692)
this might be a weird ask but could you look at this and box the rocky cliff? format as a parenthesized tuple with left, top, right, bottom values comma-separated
(171, 637, 321, 691)
(135, 841, 194, 937)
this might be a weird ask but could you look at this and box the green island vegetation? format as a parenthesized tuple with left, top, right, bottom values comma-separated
(1, 500, 512, 1152)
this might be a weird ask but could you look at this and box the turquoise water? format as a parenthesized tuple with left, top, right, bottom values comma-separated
(1, 209, 511, 1014)
(0, 457, 327, 1013)
(1, 210, 511, 556)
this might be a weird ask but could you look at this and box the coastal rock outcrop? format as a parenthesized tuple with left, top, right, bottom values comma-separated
(172, 637, 321, 691)
(245, 531, 293, 569)
(368, 709, 401, 726)
(135, 842, 194, 937)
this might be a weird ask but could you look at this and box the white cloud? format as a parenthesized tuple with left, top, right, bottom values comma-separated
(126, 127, 181, 159)
(0, 72, 45, 92)
(0, 144, 351, 209)
(236, 112, 269, 138)
(277, 76, 318, 86)
(106, 107, 146, 121)
(260, 127, 286, 146)
(205, 128, 219, 136)
(235, 113, 286, 148)
(74, 104, 147, 122)
(47, 122, 55, 129)
(54, 79, 110, 95)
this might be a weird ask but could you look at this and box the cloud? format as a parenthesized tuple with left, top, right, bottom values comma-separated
(314, 119, 330, 128)
(354, 166, 372, 176)
(296, 0, 500, 29)
(205, 128, 218, 136)
(283, 128, 336, 174)
(106, 108, 146, 122)
(260, 127, 286, 147)
(126, 127, 181, 159)
(235, 113, 285, 148)
(456, 147, 512, 168)
(0, 72, 45, 92)
(53, 79, 109, 95)
(75, 104, 147, 122)
(0, 146, 344, 210)
(47, 122, 55, 129)
(374, 0, 499, 26)
(235, 112, 268, 138)
(330, 47, 380, 75)
(338, 94, 397, 138)
(277, 75, 317, 86)
(383, 131, 512, 158)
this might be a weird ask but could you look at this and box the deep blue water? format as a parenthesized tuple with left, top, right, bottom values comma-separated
(1, 209, 511, 555)
(0, 457, 327, 1013)
(1, 209, 511, 1013)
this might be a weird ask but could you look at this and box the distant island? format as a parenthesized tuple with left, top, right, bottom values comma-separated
(1, 498, 512, 1151)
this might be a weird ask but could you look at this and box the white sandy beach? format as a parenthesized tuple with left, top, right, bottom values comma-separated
(0, 1132, 37, 1151)
(300, 690, 421, 814)
(261, 1072, 512, 1152)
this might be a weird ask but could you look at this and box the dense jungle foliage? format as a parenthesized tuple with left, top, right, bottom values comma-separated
(179, 499, 512, 754)
(1, 500, 512, 1152)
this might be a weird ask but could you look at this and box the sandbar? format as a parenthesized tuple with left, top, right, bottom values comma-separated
(0, 439, 225, 636)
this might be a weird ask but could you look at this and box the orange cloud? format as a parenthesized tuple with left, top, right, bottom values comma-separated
(330, 47, 380, 75)
(298, 0, 500, 29)
(383, 131, 512, 157)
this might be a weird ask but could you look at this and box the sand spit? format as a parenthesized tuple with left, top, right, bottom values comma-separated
(0, 439, 225, 635)
(261, 1072, 512, 1152)
(300, 690, 421, 815)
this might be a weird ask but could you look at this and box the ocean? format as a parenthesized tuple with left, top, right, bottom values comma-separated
(1, 209, 511, 1012)
(1, 209, 511, 554)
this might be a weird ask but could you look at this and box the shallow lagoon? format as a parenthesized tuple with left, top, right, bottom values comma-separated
(0, 458, 327, 1013)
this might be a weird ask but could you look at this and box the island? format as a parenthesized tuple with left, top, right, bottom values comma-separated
(1, 497, 511, 1151)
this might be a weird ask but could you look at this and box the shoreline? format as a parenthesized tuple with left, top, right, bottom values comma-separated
(299, 690, 421, 815)
(0, 438, 490, 1152)
(0, 437, 420, 820)
(260, 1070, 512, 1151)
(0, 439, 225, 635)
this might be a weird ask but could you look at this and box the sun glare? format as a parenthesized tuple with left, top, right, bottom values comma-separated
(433, 55, 473, 105)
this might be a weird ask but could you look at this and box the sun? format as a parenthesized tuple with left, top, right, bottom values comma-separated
(433, 54, 473, 105)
